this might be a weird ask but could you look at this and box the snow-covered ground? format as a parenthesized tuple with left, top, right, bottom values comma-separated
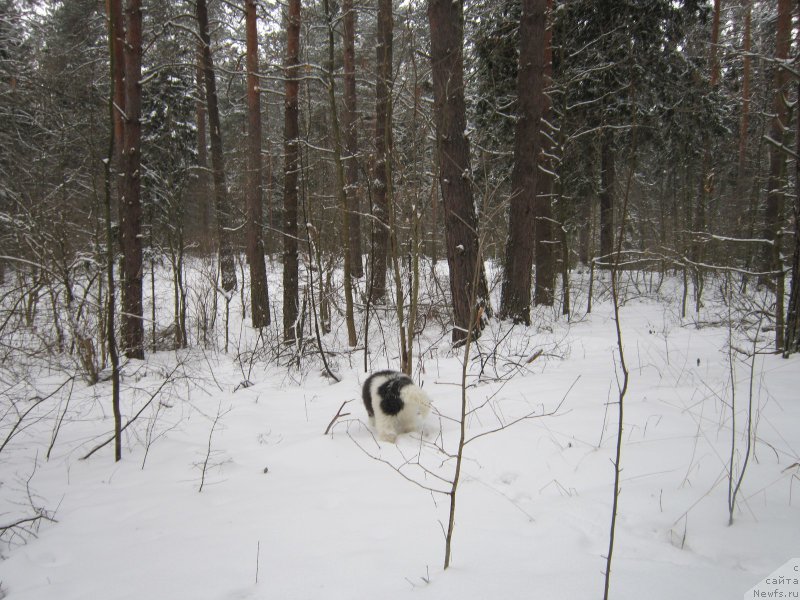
(0, 266, 798, 599)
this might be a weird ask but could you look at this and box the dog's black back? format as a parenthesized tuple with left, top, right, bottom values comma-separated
(362, 370, 414, 417)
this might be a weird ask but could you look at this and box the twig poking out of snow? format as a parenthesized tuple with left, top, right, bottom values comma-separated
(197, 402, 231, 493)
(324, 400, 352, 436)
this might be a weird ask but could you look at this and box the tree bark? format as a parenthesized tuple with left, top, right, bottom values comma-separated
(371, 0, 392, 304)
(196, 0, 237, 294)
(710, 0, 721, 87)
(195, 43, 211, 250)
(599, 128, 615, 263)
(533, 0, 555, 307)
(120, 0, 144, 359)
(428, 0, 490, 344)
(342, 0, 363, 279)
(109, 0, 125, 163)
(105, 0, 124, 461)
(736, 0, 752, 207)
(785, 64, 800, 355)
(282, 0, 301, 342)
(762, 0, 791, 296)
(323, 0, 358, 347)
(245, 0, 270, 328)
(500, 0, 548, 323)
(691, 0, 721, 303)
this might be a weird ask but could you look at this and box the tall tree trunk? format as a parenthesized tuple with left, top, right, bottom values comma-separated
(691, 0, 721, 305)
(785, 60, 800, 356)
(533, 0, 555, 307)
(245, 0, 270, 328)
(195, 43, 211, 251)
(105, 0, 123, 461)
(120, 0, 144, 359)
(196, 0, 237, 294)
(736, 0, 752, 207)
(710, 0, 721, 87)
(428, 0, 490, 344)
(323, 0, 358, 347)
(371, 0, 392, 303)
(500, 0, 548, 323)
(282, 0, 301, 342)
(342, 0, 363, 279)
(109, 0, 125, 163)
(599, 128, 615, 263)
(763, 0, 791, 295)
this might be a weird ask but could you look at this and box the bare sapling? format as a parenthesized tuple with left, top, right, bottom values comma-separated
(198, 402, 230, 493)
(726, 276, 759, 525)
(0, 462, 57, 549)
(1, 376, 75, 456)
(46, 376, 76, 460)
(304, 225, 340, 383)
(603, 117, 636, 600)
(299, 166, 340, 382)
(387, 174, 421, 376)
(81, 362, 182, 461)
(443, 288, 482, 569)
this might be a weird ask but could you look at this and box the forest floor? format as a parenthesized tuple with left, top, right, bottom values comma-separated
(0, 265, 798, 599)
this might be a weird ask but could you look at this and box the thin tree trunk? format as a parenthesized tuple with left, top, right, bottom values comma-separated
(196, 0, 237, 294)
(283, 0, 301, 342)
(371, 0, 392, 304)
(245, 0, 270, 328)
(120, 0, 144, 359)
(428, 0, 490, 345)
(500, 0, 548, 323)
(342, 0, 363, 279)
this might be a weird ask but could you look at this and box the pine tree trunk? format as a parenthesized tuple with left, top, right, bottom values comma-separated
(109, 0, 125, 163)
(105, 0, 124, 461)
(323, 0, 358, 347)
(282, 0, 301, 342)
(500, 0, 548, 323)
(371, 0, 392, 304)
(599, 129, 615, 263)
(195, 44, 212, 251)
(245, 0, 270, 328)
(342, 0, 363, 279)
(762, 0, 791, 302)
(737, 0, 752, 186)
(120, 0, 144, 359)
(690, 0, 721, 305)
(196, 0, 237, 294)
(785, 71, 800, 355)
(428, 0, 490, 344)
(710, 0, 721, 86)
(533, 0, 555, 307)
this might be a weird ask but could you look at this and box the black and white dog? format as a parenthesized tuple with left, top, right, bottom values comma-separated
(362, 370, 432, 443)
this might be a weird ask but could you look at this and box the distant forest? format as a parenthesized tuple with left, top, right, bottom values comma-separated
(1, 0, 798, 377)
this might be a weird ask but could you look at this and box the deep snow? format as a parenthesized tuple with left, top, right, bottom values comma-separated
(0, 266, 798, 600)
